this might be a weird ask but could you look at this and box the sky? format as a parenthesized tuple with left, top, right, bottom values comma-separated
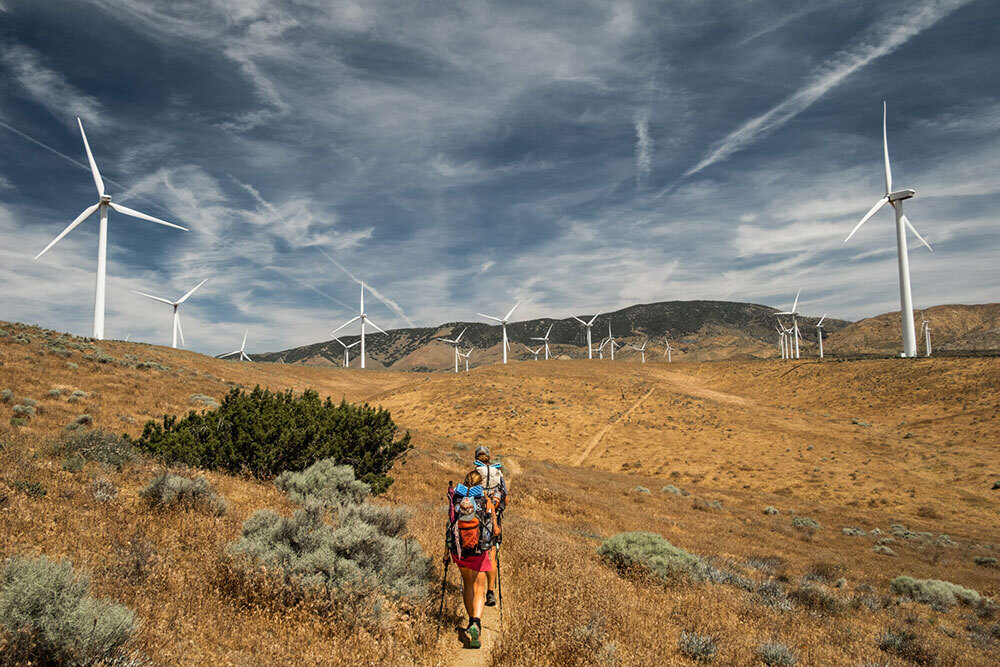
(0, 0, 997, 355)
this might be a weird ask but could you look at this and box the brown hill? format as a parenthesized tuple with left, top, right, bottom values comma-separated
(2, 320, 999, 665)
(825, 303, 1000, 356)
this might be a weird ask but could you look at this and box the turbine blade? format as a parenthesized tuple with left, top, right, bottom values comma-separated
(367, 318, 387, 335)
(571, 315, 586, 325)
(130, 290, 174, 306)
(109, 202, 188, 231)
(817, 313, 827, 327)
(34, 203, 100, 259)
(902, 213, 933, 251)
(545, 324, 553, 338)
(176, 314, 185, 347)
(844, 196, 889, 243)
(177, 278, 209, 303)
(504, 300, 521, 321)
(333, 336, 346, 349)
(219, 350, 240, 358)
(587, 313, 600, 325)
(476, 313, 503, 323)
(455, 327, 466, 342)
(331, 316, 361, 335)
(360, 282, 365, 313)
(77, 118, 104, 197)
(348, 341, 360, 348)
(883, 101, 892, 194)
(791, 289, 800, 313)
(241, 329, 248, 351)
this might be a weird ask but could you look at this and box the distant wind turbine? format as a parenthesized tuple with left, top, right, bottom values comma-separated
(606, 321, 619, 361)
(663, 339, 675, 363)
(331, 282, 386, 369)
(124, 332, 131, 342)
(438, 328, 467, 373)
(631, 338, 648, 363)
(34, 118, 188, 340)
(524, 344, 543, 361)
(218, 330, 251, 361)
(844, 102, 932, 358)
(476, 301, 520, 364)
(530, 324, 554, 360)
(816, 314, 827, 359)
(131, 278, 208, 349)
(919, 311, 931, 357)
(332, 336, 360, 368)
(571, 313, 600, 359)
(458, 346, 475, 372)
(775, 290, 801, 359)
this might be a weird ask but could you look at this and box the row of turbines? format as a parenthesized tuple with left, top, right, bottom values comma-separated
(33, 103, 934, 363)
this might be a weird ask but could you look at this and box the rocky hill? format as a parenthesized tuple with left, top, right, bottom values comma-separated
(253, 300, 849, 370)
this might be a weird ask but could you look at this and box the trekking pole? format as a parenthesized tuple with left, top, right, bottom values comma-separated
(436, 555, 449, 641)
(496, 544, 502, 627)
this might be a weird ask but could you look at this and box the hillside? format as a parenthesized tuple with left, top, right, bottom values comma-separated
(2, 320, 999, 665)
(255, 300, 850, 370)
(825, 303, 1000, 357)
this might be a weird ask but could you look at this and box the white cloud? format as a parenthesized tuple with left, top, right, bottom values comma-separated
(634, 107, 653, 185)
(0, 44, 103, 128)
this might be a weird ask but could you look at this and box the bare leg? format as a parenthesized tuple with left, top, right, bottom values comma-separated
(485, 547, 497, 591)
(471, 571, 487, 619)
(459, 567, 477, 619)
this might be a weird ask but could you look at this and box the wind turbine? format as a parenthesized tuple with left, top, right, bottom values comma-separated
(844, 102, 933, 358)
(606, 321, 619, 360)
(438, 328, 467, 373)
(530, 324, 554, 360)
(34, 118, 188, 339)
(524, 344, 543, 360)
(218, 330, 251, 361)
(631, 338, 648, 363)
(775, 290, 801, 359)
(476, 301, 520, 364)
(332, 336, 360, 368)
(331, 282, 386, 369)
(919, 311, 932, 357)
(663, 339, 675, 363)
(775, 325, 786, 359)
(124, 332, 132, 342)
(816, 314, 827, 359)
(130, 278, 208, 349)
(458, 346, 475, 372)
(571, 313, 600, 359)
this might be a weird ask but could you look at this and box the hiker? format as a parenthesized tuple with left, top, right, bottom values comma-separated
(446, 469, 500, 649)
(473, 445, 507, 608)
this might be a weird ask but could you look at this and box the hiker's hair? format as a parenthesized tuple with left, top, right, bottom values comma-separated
(475, 451, 490, 464)
(464, 470, 483, 487)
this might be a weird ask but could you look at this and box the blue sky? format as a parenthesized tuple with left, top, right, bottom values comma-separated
(0, 0, 997, 355)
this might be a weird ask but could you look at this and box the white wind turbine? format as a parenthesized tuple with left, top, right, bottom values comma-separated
(775, 290, 801, 359)
(663, 339, 675, 363)
(530, 324, 554, 360)
(775, 324, 786, 359)
(524, 344, 543, 360)
(130, 278, 208, 349)
(919, 311, 932, 357)
(571, 313, 600, 359)
(844, 102, 933, 358)
(34, 118, 188, 339)
(605, 321, 619, 360)
(331, 282, 386, 369)
(218, 330, 251, 361)
(816, 314, 827, 359)
(458, 346, 475, 372)
(631, 338, 648, 363)
(438, 328, 467, 373)
(332, 336, 360, 368)
(476, 301, 520, 364)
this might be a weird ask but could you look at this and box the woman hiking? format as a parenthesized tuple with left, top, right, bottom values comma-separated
(473, 445, 507, 608)
(446, 468, 500, 649)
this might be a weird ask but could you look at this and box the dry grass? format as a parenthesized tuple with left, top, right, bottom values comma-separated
(2, 320, 999, 665)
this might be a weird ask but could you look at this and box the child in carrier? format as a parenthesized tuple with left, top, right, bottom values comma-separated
(446, 469, 499, 649)
(473, 445, 506, 607)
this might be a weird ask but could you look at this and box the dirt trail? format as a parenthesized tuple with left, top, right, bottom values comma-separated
(443, 591, 501, 666)
(574, 386, 656, 466)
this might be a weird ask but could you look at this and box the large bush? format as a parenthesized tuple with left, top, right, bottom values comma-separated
(128, 386, 411, 493)
(597, 531, 705, 582)
(890, 575, 981, 609)
(275, 459, 370, 506)
(140, 472, 227, 516)
(0, 555, 137, 665)
(53, 428, 136, 470)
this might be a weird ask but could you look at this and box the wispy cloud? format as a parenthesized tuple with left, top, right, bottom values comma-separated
(634, 107, 653, 185)
(679, 0, 975, 180)
(0, 43, 103, 127)
(317, 248, 416, 327)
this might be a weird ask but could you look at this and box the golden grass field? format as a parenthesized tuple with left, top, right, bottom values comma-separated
(1, 320, 998, 665)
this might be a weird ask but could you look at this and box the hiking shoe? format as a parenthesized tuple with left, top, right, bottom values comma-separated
(485, 590, 496, 607)
(466, 622, 480, 649)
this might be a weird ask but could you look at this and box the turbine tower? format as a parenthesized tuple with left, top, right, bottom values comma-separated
(606, 321, 619, 361)
(844, 102, 933, 358)
(663, 339, 674, 363)
(130, 278, 208, 349)
(775, 290, 801, 359)
(631, 338, 648, 363)
(476, 301, 520, 364)
(919, 311, 932, 357)
(458, 346, 475, 372)
(530, 324, 554, 360)
(218, 330, 251, 361)
(438, 328, 467, 372)
(816, 314, 827, 359)
(571, 313, 600, 359)
(775, 325, 786, 360)
(332, 336, 360, 367)
(34, 119, 188, 339)
(524, 344, 543, 360)
(331, 282, 386, 369)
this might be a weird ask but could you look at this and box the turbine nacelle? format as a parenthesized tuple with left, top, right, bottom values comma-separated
(99, 194, 112, 204)
(888, 189, 915, 202)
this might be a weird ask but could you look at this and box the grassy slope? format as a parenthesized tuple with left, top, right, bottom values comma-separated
(1, 321, 998, 665)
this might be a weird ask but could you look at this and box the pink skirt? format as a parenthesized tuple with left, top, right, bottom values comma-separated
(452, 551, 493, 572)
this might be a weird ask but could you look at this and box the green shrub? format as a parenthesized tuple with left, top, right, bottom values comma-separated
(842, 527, 865, 536)
(12, 405, 34, 417)
(129, 386, 411, 493)
(453, 442, 469, 451)
(597, 532, 705, 583)
(47, 389, 62, 398)
(21, 398, 37, 408)
(792, 516, 820, 530)
(61, 456, 85, 473)
(275, 459, 371, 506)
(0, 555, 137, 665)
(9, 417, 28, 427)
(873, 545, 897, 557)
(12, 480, 46, 498)
(90, 478, 118, 503)
(339, 502, 411, 538)
(763, 506, 779, 515)
(877, 628, 937, 665)
(661, 485, 685, 496)
(758, 641, 796, 666)
(66, 362, 78, 370)
(678, 630, 717, 662)
(189, 393, 220, 408)
(0, 389, 13, 403)
(890, 576, 981, 610)
(974, 556, 998, 568)
(139, 472, 227, 516)
(74, 414, 93, 425)
(72, 390, 88, 399)
(789, 583, 844, 615)
(54, 429, 136, 470)
(635, 486, 650, 495)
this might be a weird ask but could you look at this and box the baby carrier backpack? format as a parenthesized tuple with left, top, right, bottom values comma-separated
(474, 461, 507, 517)
(446, 484, 494, 558)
